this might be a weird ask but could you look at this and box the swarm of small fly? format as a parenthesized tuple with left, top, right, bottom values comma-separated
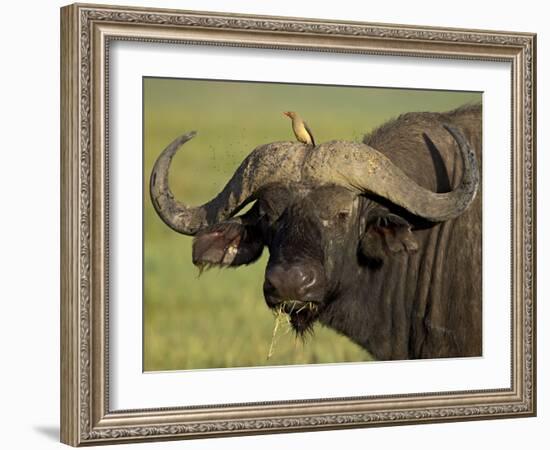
(267, 300, 319, 359)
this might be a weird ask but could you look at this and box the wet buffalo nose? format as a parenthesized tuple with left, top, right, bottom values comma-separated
(264, 264, 323, 305)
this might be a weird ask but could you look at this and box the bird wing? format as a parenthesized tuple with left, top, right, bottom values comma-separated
(304, 121, 315, 146)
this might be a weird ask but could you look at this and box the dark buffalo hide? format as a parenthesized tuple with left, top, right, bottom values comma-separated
(151, 104, 482, 360)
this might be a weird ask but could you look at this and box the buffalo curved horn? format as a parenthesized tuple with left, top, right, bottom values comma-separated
(304, 124, 479, 222)
(149, 132, 305, 235)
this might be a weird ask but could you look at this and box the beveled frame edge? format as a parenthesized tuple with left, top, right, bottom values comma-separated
(60, 2, 536, 446)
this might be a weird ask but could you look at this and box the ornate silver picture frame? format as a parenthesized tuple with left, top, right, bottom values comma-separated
(60, 3, 536, 446)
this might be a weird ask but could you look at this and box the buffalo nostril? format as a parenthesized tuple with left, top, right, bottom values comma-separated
(264, 264, 324, 304)
(299, 268, 317, 289)
(265, 266, 284, 290)
(263, 277, 276, 295)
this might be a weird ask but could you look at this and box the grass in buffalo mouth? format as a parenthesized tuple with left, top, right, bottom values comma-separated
(267, 300, 320, 360)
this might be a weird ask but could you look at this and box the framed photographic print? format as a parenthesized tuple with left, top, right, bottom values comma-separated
(60, 3, 536, 446)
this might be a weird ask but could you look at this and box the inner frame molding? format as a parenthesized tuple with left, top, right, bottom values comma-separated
(60, 3, 536, 446)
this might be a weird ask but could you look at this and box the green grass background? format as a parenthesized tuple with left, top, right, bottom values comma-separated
(143, 77, 481, 371)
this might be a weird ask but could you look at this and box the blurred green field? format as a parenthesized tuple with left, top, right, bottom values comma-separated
(143, 77, 481, 371)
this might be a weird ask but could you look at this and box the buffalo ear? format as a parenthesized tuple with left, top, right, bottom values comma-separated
(192, 221, 263, 271)
(359, 213, 418, 266)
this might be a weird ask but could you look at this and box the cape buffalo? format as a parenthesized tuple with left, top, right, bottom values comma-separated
(150, 104, 482, 360)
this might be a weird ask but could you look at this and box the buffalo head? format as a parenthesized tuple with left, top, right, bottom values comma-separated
(150, 126, 479, 336)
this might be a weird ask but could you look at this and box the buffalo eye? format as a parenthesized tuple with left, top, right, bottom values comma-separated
(258, 201, 274, 220)
(258, 198, 284, 223)
(319, 210, 351, 228)
(337, 210, 350, 222)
